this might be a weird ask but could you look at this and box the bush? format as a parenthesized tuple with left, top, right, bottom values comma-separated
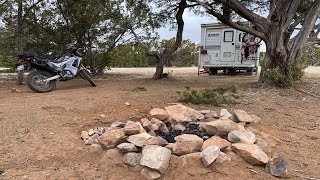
(176, 85, 241, 106)
(264, 51, 309, 88)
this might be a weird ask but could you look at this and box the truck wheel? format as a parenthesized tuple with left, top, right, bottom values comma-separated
(209, 68, 218, 75)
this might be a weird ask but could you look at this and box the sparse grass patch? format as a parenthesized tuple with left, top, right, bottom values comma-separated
(132, 86, 147, 92)
(176, 85, 241, 106)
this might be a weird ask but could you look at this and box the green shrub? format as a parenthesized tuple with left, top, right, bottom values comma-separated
(176, 85, 241, 106)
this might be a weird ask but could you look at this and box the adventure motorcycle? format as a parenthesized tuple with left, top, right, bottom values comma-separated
(24, 43, 96, 93)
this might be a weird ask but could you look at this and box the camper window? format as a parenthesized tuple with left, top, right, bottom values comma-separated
(224, 31, 234, 42)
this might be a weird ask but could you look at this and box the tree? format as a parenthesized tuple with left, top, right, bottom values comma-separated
(155, 38, 198, 67)
(130, 0, 188, 79)
(192, 0, 320, 85)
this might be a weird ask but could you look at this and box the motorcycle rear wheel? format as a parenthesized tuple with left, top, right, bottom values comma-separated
(79, 69, 96, 87)
(26, 70, 56, 93)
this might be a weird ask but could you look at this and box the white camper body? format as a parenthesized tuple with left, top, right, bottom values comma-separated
(198, 23, 260, 75)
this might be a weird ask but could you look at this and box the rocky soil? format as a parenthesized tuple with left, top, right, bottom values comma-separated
(0, 68, 319, 179)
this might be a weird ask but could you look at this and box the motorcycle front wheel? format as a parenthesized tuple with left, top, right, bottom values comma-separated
(26, 70, 56, 93)
(79, 69, 96, 87)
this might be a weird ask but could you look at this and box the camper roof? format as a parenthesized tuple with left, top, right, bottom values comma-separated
(201, 22, 251, 28)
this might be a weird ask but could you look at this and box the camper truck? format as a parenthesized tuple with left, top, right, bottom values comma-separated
(198, 23, 261, 75)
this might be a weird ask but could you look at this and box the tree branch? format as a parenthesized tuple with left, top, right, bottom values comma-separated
(195, 0, 266, 41)
(23, 0, 45, 20)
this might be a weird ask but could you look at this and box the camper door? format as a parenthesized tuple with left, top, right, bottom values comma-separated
(220, 29, 235, 62)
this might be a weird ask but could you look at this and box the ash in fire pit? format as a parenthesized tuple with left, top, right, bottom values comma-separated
(155, 122, 211, 143)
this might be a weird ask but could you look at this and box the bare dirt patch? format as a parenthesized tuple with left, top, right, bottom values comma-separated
(0, 68, 319, 179)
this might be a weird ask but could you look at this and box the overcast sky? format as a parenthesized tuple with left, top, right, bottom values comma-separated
(157, 11, 215, 44)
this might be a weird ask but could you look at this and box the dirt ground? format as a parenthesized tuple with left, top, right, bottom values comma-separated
(0, 68, 319, 180)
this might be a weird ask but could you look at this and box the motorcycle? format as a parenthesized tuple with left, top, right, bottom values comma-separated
(24, 43, 96, 93)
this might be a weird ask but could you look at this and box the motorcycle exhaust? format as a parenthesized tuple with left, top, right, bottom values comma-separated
(44, 75, 61, 82)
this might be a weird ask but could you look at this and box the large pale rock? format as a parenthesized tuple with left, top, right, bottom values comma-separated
(215, 152, 231, 163)
(98, 129, 127, 150)
(173, 134, 203, 155)
(123, 153, 142, 167)
(141, 167, 161, 180)
(228, 130, 256, 144)
(201, 136, 230, 151)
(117, 143, 138, 153)
(200, 145, 220, 167)
(145, 136, 169, 146)
(150, 108, 169, 121)
(220, 109, 232, 118)
(127, 133, 152, 147)
(234, 110, 254, 123)
(204, 119, 239, 136)
(165, 104, 204, 122)
(141, 118, 152, 131)
(231, 143, 269, 165)
(124, 121, 141, 135)
(265, 153, 290, 178)
(140, 145, 172, 173)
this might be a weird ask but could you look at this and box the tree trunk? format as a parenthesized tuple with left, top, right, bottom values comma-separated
(153, 56, 166, 79)
(17, 0, 23, 53)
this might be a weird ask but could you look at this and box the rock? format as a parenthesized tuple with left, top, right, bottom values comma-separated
(172, 123, 186, 131)
(81, 131, 90, 140)
(201, 136, 230, 151)
(220, 109, 232, 118)
(106, 148, 122, 158)
(111, 122, 126, 128)
(91, 144, 101, 148)
(204, 119, 239, 136)
(127, 133, 152, 147)
(123, 152, 142, 167)
(205, 111, 220, 119)
(88, 129, 95, 136)
(228, 130, 256, 144)
(140, 145, 172, 173)
(234, 110, 254, 123)
(11, 88, 22, 93)
(266, 153, 290, 178)
(215, 152, 231, 163)
(141, 167, 161, 180)
(150, 118, 169, 134)
(173, 134, 203, 155)
(84, 139, 94, 145)
(84, 134, 100, 145)
(237, 122, 247, 131)
(94, 127, 105, 135)
(231, 143, 269, 165)
(145, 136, 169, 146)
(200, 145, 220, 167)
(250, 114, 261, 123)
(150, 108, 169, 121)
(98, 129, 127, 150)
(165, 143, 175, 151)
(148, 130, 157, 137)
(141, 118, 152, 131)
(117, 143, 138, 153)
(99, 114, 106, 118)
(150, 124, 159, 131)
(199, 110, 210, 115)
(165, 104, 204, 122)
(125, 102, 130, 106)
(124, 121, 141, 135)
